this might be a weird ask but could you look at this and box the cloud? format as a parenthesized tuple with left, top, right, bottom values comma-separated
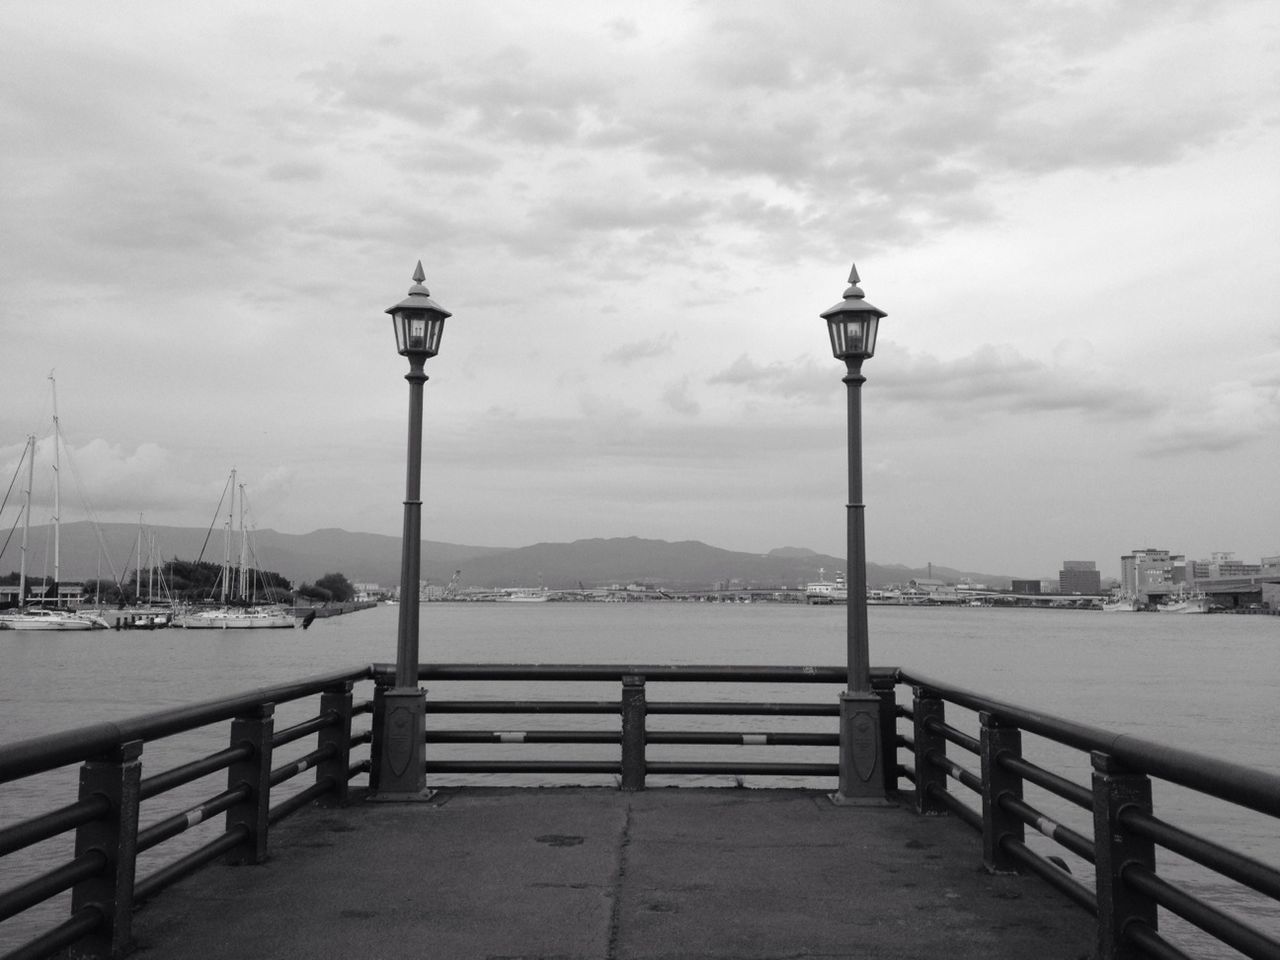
(707, 355, 838, 402)
(882, 345, 1165, 420)
(604, 333, 677, 365)
(661, 378, 701, 417)
(1141, 375, 1280, 457)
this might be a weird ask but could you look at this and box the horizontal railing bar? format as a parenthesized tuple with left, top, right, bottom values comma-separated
(424, 761, 619, 774)
(3, 905, 102, 960)
(273, 712, 335, 748)
(1000, 794, 1095, 864)
(424, 730, 840, 746)
(998, 753, 1092, 810)
(401, 663, 887, 683)
(0, 850, 106, 923)
(1124, 921, 1196, 960)
(0, 665, 373, 784)
(645, 761, 838, 776)
(925, 717, 979, 755)
(901, 669, 1280, 817)
(137, 786, 249, 853)
(269, 746, 333, 788)
(269, 779, 334, 825)
(351, 728, 373, 747)
(0, 795, 110, 858)
(426, 701, 617, 715)
(649, 732, 838, 746)
(648, 702, 838, 716)
(140, 745, 250, 801)
(134, 826, 248, 903)
(926, 751, 982, 794)
(1123, 863, 1280, 960)
(999, 837, 1098, 915)
(1120, 807, 1280, 901)
(353, 700, 373, 717)
(425, 700, 840, 717)
(428, 731, 619, 744)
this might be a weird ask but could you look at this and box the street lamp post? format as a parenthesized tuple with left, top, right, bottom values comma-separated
(375, 260, 451, 799)
(821, 263, 889, 804)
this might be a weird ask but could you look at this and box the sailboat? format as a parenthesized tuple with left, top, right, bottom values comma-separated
(0, 380, 108, 631)
(175, 470, 301, 630)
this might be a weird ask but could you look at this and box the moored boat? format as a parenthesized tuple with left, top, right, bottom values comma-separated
(805, 571, 847, 605)
(1101, 594, 1141, 613)
(177, 606, 300, 629)
(1157, 591, 1211, 614)
(174, 470, 301, 630)
(0, 607, 108, 631)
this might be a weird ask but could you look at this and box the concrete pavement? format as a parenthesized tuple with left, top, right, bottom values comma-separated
(131, 788, 1093, 959)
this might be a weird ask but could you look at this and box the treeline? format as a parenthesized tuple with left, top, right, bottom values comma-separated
(4, 564, 357, 605)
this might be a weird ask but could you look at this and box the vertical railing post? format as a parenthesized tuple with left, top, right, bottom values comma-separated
(317, 680, 354, 807)
(873, 675, 898, 796)
(368, 676, 389, 794)
(1093, 751, 1157, 960)
(980, 711, 1024, 873)
(620, 674, 647, 791)
(225, 703, 275, 865)
(68, 739, 142, 960)
(912, 686, 948, 815)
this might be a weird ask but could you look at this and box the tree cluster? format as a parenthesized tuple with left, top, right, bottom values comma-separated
(296, 572, 356, 604)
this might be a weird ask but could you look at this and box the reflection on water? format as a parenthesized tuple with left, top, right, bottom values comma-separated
(2, 603, 1277, 955)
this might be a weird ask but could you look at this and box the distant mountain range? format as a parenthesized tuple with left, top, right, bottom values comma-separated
(8, 522, 1014, 592)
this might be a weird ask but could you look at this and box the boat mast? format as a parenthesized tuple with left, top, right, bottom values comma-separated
(221, 469, 235, 605)
(18, 435, 34, 607)
(50, 375, 61, 601)
(237, 480, 248, 602)
(136, 514, 144, 604)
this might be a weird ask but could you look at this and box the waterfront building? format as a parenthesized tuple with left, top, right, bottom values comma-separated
(1120, 548, 1186, 601)
(1058, 560, 1101, 595)
(1185, 552, 1262, 582)
(1010, 579, 1041, 595)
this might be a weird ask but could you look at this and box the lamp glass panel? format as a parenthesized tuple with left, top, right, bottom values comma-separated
(393, 315, 407, 355)
(408, 317, 427, 351)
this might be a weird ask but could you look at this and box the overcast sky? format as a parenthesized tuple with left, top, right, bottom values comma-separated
(3, 1, 1278, 581)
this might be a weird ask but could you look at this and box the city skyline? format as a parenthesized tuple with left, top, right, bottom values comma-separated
(3, 2, 1278, 578)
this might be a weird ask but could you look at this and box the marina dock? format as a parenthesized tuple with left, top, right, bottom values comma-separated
(129, 787, 1092, 960)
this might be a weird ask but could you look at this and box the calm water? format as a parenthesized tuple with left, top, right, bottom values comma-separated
(2, 602, 1277, 956)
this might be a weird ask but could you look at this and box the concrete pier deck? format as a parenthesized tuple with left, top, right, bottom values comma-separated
(132, 788, 1093, 959)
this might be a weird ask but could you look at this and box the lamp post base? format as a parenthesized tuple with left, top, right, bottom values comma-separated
(831, 690, 893, 805)
(369, 686, 432, 802)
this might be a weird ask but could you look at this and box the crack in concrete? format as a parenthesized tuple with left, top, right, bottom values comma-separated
(604, 797, 634, 960)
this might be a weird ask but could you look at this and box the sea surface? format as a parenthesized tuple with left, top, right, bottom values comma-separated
(2, 602, 1277, 957)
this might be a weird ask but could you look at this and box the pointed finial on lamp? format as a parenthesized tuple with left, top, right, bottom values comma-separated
(408, 260, 430, 297)
(843, 262, 865, 299)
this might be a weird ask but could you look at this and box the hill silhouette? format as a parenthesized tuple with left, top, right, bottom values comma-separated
(5, 522, 1012, 592)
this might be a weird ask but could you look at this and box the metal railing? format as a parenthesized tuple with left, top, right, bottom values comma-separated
(0, 666, 373, 960)
(900, 669, 1280, 960)
(4, 660, 1279, 960)
(386, 662, 901, 789)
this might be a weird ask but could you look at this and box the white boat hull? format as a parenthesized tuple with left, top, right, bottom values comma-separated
(0, 610, 108, 631)
(1157, 597, 1211, 614)
(177, 608, 299, 629)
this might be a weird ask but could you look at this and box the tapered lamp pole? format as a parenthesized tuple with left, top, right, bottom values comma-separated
(375, 260, 450, 799)
(821, 263, 889, 804)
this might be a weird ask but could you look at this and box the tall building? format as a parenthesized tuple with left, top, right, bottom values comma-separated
(1120, 548, 1185, 599)
(1185, 552, 1262, 582)
(1059, 561, 1101, 595)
